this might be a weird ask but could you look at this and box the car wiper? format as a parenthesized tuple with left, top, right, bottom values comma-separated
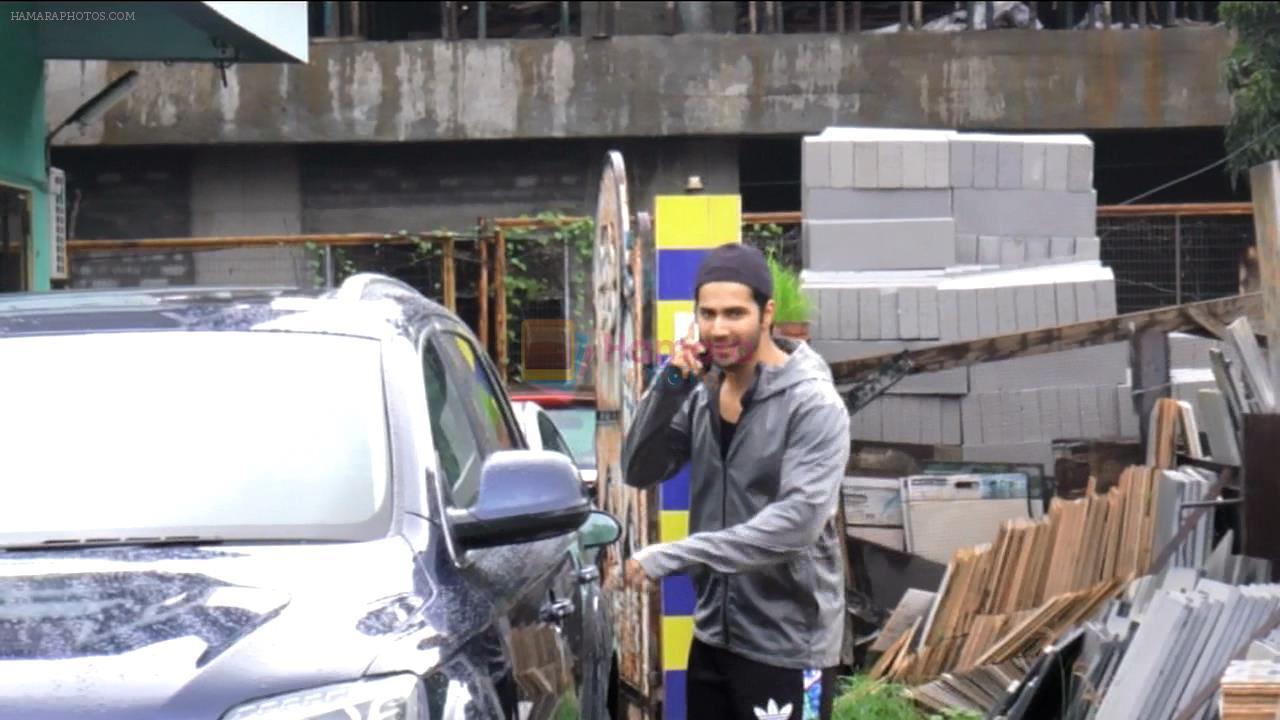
(0, 536, 226, 552)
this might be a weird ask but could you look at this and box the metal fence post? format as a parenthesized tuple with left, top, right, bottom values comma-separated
(324, 244, 335, 289)
(477, 1, 487, 39)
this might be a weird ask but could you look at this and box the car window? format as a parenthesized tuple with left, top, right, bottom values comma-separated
(546, 407, 597, 470)
(538, 411, 575, 460)
(440, 333, 518, 454)
(422, 336, 484, 507)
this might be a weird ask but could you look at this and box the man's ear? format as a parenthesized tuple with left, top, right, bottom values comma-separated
(762, 298, 776, 329)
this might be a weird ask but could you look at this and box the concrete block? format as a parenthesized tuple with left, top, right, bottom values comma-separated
(1000, 237, 1027, 266)
(1020, 389, 1043, 442)
(1075, 279, 1099, 321)
(1068, 143, 1094, 192)
(878, 142, 903, 188)
(968, 343, 1129, 392)
(1118, 384, 1140, 438)
(803, 188, 952, 220)
(1015, 285, 1038, 331)
(1039, 387, 1063, 442)
(898, 287, 920, 339)
(854, 141, 879, 189)
(978, 236, 1002, 265)
(997, 287, 1018, 334)
(1002, 390, 1024, 443)
(804, 219, 957, 270)
(1045, 143, 1069, 191)
(1022, 143, 1047, 190)
(855, 398, 882, 441)
(902, 142, 927, 189)
(1098, 384, 1120, 438)
(1026, 236, 1050, 262)
(1059, 387, 1083, 437)
(830, 140, 855, 188)
(959, 288, 980, 340)
(961, 442, 1056, 475)
(860, 288, 881, 339)
(942, 398, 962, 445)
(926, 141, 949, 188)
(957, 234, 979, 265)
(804, 287, 822, 329)
(1076, 236, 1100, 260)
(939, 288, 961, 342)
(839, 287, 860, 340)
(804, 137, 830, 188)
(919, 287, 940, 339)
(879, 288, 900, 339)
(977, 288, 999, 337)
(887, 367, 969, 395)
(1096, 278, 1118, 317)
(1170, 333, 1220, 369)
(980, 393, 1003, 444)
(820, 288, 841, 340)
(1051, 236, 1075, 258)
(961, 394, 983, 444)
(973, 140, 999, 189)
(950, 139, 974, 188)
(998, 142, 1023, 189)
(953, 189, 1096, 237)
(1078, 385, 1101, 437)
(1036, 284, 1058, 329)
(920, 397, 942, 444)
(1055, 282, 1078, 324)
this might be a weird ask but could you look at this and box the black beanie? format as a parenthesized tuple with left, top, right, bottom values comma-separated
(693, 243, 773, 300)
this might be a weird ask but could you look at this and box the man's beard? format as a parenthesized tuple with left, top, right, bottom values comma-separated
(712, 324, 763, 369)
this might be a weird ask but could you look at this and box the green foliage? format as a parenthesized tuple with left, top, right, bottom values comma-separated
(1221, 2, 1280, 183)
(766, 248, 810, 324)
(831, 675, 982, 720)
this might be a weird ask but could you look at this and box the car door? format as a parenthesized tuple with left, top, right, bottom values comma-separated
(425, 327, 586, 719)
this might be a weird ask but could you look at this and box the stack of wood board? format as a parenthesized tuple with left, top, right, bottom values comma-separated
(1221, 660, 1280, 719)
(881, 464, 1163, 689)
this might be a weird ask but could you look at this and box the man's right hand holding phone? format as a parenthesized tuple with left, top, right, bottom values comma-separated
(671, 322, 708, 380)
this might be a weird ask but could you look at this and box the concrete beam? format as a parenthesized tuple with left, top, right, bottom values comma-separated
(48, 28, 1233, 146)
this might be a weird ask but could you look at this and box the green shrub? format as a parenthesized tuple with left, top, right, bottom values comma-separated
(830, 675, 983, 720)
(767, 252, 810, 324)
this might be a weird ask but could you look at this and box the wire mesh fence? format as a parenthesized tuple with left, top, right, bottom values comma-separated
(1098, 205, 1255, 314)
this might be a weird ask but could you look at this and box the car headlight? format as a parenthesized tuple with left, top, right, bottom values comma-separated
(221, 673, 427, 720)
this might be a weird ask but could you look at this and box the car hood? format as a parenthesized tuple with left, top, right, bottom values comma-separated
(0, 537, 451, 720)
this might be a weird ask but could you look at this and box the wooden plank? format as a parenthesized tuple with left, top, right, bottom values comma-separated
(1243, 414, 1280, 582)
(828, 293, 1261, 388)
(478, 235, 489, 352)
(1249, 160, 1280, 392)
(442, 235, 456, 312)
(495, 227, 508, 382)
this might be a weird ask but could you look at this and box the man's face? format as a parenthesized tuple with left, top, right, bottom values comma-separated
(695, 281, 774, 369)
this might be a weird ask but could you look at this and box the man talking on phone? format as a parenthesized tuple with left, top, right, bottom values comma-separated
(620, 243, 851, 720)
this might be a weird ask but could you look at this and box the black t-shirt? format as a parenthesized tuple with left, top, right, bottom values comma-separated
(720, 417, 737, 460)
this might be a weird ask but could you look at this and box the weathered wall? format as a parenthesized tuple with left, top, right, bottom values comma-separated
(47, 28, 1233, 147)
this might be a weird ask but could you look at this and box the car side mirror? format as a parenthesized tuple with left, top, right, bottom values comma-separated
(447, 450, 591, 550)
(579, 509, 621, 549)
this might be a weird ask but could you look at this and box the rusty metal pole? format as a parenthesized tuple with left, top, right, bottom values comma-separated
(900, 1, 909, 30)
(819, 1, 827, 32)
(852, 0, 861, 31)
(478, 234, 489, 353)
(1137, 0, 1146, 27)
(913, 0, 923, 29)
(836, 0, 845, 32)
(495, 226, 508, 382)
(443, 236, 457, 312)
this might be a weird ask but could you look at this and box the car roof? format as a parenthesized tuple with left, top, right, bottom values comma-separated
(0, 275, 457, 340)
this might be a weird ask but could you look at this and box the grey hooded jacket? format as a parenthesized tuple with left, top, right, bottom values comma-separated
(622, 339, 851, 670)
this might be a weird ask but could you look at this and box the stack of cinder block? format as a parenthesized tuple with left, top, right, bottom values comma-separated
(801, 127, 1133, 473)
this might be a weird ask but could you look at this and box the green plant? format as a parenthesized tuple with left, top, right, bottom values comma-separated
(830, 675, 982, 720)
(1221, 2, 1280, 184)
(767, 250, 810, 324)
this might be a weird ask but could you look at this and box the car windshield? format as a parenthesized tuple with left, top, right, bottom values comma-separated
(545, 407, 596, 470)
(0, 331, 391, 547)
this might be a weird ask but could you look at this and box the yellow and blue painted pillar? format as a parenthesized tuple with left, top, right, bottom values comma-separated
(652, 193, 740, 720)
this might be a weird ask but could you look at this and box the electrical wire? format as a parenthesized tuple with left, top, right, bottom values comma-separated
(1116, 122, 1280, 206)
